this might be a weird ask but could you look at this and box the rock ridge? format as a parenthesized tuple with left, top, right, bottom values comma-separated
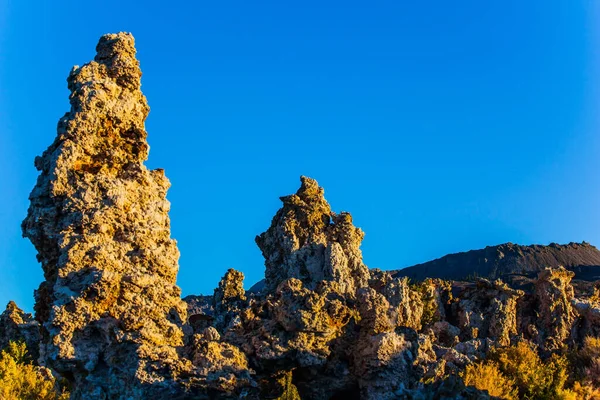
(395, 241, 600, 282)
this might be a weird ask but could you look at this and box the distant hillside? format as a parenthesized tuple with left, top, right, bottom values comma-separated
(393, 242, 600, 281)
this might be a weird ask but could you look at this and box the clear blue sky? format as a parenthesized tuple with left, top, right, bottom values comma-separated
(1, 1, 599, 312)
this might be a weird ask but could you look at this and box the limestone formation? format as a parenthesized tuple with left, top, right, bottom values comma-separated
(213, 269, 247, 333)
(234, 278, 354, 368)
(256, 176, 370, 296)
(573, 297, 600, 340)
(532, 267, 576, 351)
(188, 327, 255, 394)
(22, 32, 189, 399)
(369, 271, 425, 330)
(14, 31, 600, 400)
(353, 288, 414, 399)
(453, 279, 523, 346)
(0, 301, 40, 361)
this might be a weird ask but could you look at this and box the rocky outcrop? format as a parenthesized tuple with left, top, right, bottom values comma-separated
(573, 297, 600, 341)
(213, 269, 247, 333)
(17, 31, 600, 400)
(22, 33, 189, 399)
(531, 267, 576, 351)
(187, 327, 255, 394)
(353, 288, 414, 399)
(368, 271, 425, 331)
(395, 242, 600, 282)
(234, 278, 354, 366)
(0, 301, 40, 361)
(256, 176, 370, 296)
(452, 279, 523, 346)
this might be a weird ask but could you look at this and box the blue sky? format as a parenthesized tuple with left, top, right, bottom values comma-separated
(1, 1, 599, 312)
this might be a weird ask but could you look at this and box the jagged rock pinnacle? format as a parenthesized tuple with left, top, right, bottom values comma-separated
(22, 32, 188, 399)
(0, 302, 40, 361)
(256, 176, 370, 296)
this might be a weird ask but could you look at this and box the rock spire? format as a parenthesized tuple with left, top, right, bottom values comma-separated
(256, 176, 370, 295)
(22, 32, 188, 398)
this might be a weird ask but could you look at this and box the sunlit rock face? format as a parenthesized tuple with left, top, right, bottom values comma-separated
(256, 176, 370, 296)
(22, 32, 189, 399)
(532, 267, 577, 351)
(16, 31, 600, 400)
(453, 279, 523, 347)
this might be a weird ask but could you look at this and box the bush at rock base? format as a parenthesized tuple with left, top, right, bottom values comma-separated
(0, 342, 69, 400)
(460, 340, 600, 400)
(461, 361, 518, 399)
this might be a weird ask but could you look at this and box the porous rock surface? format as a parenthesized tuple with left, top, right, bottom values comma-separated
(452, 279, 523, 347)
(22, 32, 191, 399)
(0, 301, 40, 361)
(529, 267, 577, 351)
(256, 176, 370, 296)
(10, 32, 600, 400)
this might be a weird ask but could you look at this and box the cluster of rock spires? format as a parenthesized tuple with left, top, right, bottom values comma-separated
(4, 32, 600, 399)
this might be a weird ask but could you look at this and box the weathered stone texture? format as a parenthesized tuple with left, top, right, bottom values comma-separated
(256, 176, 370, 296)
(453, 279, 523, 346)
(0, 301, 41, 361)
(22, 32, 189, 399)
(15, 31, 600, 400)
(532, 267, 576, 351)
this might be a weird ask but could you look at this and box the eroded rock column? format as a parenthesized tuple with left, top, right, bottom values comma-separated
(22, 33, 189, 398)
(256, 176, 370, 296)
(533, 267, 576, 351)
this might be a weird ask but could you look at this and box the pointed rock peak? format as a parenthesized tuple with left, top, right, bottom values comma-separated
(5, 301, 19, 313)
(280, 176, 329, 211)
(0, 301, 39, 360)
(56, 32, 150, 176)
(22, 33, 188, 397)
(213, 269, 247, 333)
(94, 32, 142, 90)
(96, 32, 136, 63)
(296, 175, 325, 201)
(215, 269, 246, 304)
(1, 301, 32, 326)
(257, 176, 369, 295)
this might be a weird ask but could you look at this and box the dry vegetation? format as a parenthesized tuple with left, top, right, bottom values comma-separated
(461, 340, 600, 400)
(0, 342, 69, 400)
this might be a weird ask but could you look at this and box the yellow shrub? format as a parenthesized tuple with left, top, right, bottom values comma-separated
(487, 341, 573, 399)
(571, 336, 600, 392)
(460, 340, 600, 399)
(461, 362, 517, 399)
(569, 381, 600, 400)
(584, 337, 600, 355)
(0, 342, 69, 400)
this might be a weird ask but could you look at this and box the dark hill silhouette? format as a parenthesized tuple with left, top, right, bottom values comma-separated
(393, 242, 600, 281)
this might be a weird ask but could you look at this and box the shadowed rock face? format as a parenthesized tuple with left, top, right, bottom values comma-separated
(0, 302, 40, 361)
(256, 176, 370, 296)
(394, 242, 600, 282)
(22, 32, 189, 399)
